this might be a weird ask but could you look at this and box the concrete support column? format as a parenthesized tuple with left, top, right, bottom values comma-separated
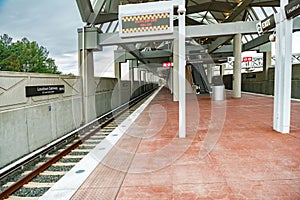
(173, 38, 179, 101)
(136, 68, 142, 95)
(149, 72, 153, 83)
(207, 64, 213, 84)
(168, 68, 173, 93)
(220, 64, 226, 76)
(143, 71, 147, 92)
(80, 49, 96, 124)
(273, 0, 293, 134)
(148, 72, 151, 83)
(137, 68, 141, 85)
(114, 61, 122, 108)
(129, 60, 137, 96)
(144, 71, 147, 83)
(114, 62, 121, 79)
(233, 33, 242, 98)
(263, 51, 272, 80)
(263, 51, 272, 94)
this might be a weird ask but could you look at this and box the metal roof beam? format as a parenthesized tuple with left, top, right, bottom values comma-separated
(76, 0, 94, 24)
(208, 36, 233, 53)
(99, 21, 258, 46)
(223, 0, 253, 22)
(242, 33, 271, 51)
(207, 0, 253, 53)
(187, 21, 258, 37)
(94, 13, 118, 24)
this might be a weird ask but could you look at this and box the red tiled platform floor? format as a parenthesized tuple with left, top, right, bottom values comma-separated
(72, 87, 300, 199)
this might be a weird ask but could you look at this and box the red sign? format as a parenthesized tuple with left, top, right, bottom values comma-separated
(162, 62, 173, 68)
(242, 57, 252, 62)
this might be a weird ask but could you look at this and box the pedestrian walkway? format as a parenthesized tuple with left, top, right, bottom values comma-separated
(71, 87, 300, 199)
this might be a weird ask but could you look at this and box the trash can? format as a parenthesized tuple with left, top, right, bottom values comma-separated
(211, 76, 225, 101)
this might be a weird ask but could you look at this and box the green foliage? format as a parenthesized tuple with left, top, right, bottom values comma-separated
(0, 34, 61, 74)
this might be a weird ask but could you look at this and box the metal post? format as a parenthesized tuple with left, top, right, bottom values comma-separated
(178, 2, 186, 138)
(273, 0, 293, 133)
(173, 38, 179, 101)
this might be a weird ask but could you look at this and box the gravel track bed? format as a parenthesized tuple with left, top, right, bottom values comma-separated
(0, 159, 42, 192)
(46, 165, 74, 171)
(77, 146, 95, 150)
(12, 187, 49, 197)
(69, 151, 89, 156)
(59, 158, 82, 163)
(84, 141, 101, 145)
(31, 175, 63, 183)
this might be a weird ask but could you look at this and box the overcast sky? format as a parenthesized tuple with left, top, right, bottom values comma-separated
(0, 1, 299, 77)
(0, 0, 117, 77)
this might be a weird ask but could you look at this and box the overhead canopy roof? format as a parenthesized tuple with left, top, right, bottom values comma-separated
(76, 0, 298, 72)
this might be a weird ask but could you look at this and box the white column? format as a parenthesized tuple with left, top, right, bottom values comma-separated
(178, 3, 186, 138)
(233, 33, 242, 98)
(273, 0, 293, 134)
(173, 38, 179, 101)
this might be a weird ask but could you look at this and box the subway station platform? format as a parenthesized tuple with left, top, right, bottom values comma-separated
(43, 87, 300, 199)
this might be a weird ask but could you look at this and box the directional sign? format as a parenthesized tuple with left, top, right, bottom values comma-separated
(26, 85, 65, 97)
(256, 14, 276, 34)
(285, 0, 300, 19)
(261, 14, 275, 33)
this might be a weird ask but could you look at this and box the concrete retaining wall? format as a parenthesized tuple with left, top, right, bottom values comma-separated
(223, 64, 300, 99)
(0, 72, 83, 168)
(0, 71, 157, 168)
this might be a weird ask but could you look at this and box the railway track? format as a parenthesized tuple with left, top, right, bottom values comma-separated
(0, 89, 155, 199)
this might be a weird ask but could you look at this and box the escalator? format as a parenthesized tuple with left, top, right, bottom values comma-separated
(188, 63, 212, 94)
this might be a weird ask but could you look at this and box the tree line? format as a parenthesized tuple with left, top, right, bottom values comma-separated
(0, 34, 61, 74)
